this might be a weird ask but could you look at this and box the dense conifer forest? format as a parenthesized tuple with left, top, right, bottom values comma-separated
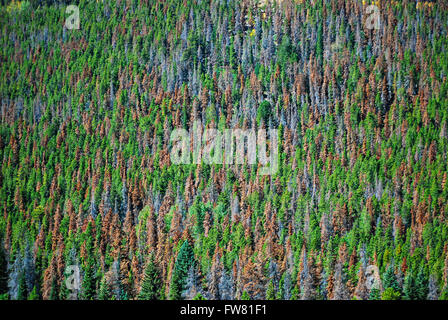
(0, 0, 448, 300)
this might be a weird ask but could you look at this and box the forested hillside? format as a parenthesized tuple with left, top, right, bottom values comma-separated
(1, 0, 448, 300)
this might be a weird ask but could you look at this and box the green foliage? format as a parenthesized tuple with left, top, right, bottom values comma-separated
(138, 255, 162, 300)
(257, 101, 271, 125)
(81, 257, 97, 300)
(381, 288, 401, 300)
(193, 293, 206, 300)
(170, 240, 195, 300)
(0, 0, 446, 301)
(383, 266, 401, 294)
(0, 239, 7, 296)
(369, 288, 381, 300)
(28, 286, 39, 300)
(241, 291, 250, 300)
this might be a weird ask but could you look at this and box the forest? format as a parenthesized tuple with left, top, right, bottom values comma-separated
(0, 0, 448, 300)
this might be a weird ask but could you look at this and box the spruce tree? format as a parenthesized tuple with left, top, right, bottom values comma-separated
(0, 238, 8, 297)
(81, 257, 96, 300)
(241, 291, 251, 300)
(266, 280, 275, 300)
(98, 277, 110, 300)
(404, 273, 417, 300)
(17, 273, 27, 300)
(28, 286, 39, 300)
(138, 254, 161, 300)
(169, 240, 194, 300)
(369, 288, 381, 300)
(415, 269, 429, 300)
(383, 265, 401, 294)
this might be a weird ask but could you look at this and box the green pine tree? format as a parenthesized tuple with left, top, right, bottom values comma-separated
(0, 239, 8, 297)
(169, 240, 194, 300)
(404, 273, 417, 300)
(266, 280, 275, 300)
(98, 276, 110, 300)
(383, 265, 401, 295)
(440, 285, 448, 300)
(369, 288, 381, 300)
(81, 257, 96, 300)
(28, 286, 39, 300)
(415, 269, 429, 300)
(138, 254, 161, 300)
(381, 287, 401, 300)
(193, 293, 206, 300)
(17, 273, 27, 300)
(241, 291, 251, 300)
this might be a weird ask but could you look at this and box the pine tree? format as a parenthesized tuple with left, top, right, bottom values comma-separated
(81, 257, 96, 300)
(383, 265, 401, 294)
(17, 273, 27, 300)
(440, 285, 448, 300)
(0, 238, 8, 297)
(381, 287, 401, 300)
(266, 280, 275, 300)
(169, 240, 194, 300)
(138, 255, 161, 300)
(98, 277, 110, 300)
(49, 277, 59, 300)
(404, 273, 417, 300)
(28, 286, 39, 300)
(193, 293, 206, 300)
(241, 291, 250, 300)
(369, 288, 381, 300)
(81, 222, 97, 300)
(415, 269, 429, 300)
